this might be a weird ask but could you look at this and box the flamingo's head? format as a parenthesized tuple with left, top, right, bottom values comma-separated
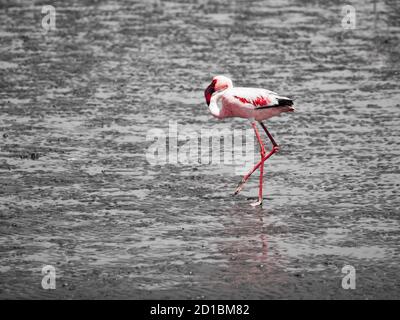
(204, 75, 233, 106)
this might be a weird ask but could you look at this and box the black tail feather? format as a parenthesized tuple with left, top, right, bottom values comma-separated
(255, 98, 294, 110)
(277, 98, 293, 106)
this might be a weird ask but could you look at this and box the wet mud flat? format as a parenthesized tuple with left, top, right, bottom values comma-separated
(0, 0, 400, 299)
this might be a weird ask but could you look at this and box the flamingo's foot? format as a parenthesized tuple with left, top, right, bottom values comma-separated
(233, 178, 245, 195)
(272, 145, 280, 153)
(250, 200, 263, 207)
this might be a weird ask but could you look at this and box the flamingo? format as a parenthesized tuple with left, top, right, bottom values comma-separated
(204, 75, 295, 206)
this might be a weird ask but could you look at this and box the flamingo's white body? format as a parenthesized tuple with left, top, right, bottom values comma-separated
(204, 75, 295, 206)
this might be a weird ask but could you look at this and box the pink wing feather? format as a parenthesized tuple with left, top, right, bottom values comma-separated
(222, 87, 292, 110)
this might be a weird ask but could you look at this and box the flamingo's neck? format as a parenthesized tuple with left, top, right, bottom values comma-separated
(209, 89, 228, 119)
(209, 100, 221, 118)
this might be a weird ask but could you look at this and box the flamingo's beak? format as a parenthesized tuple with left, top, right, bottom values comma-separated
(204, 79, 217, 106)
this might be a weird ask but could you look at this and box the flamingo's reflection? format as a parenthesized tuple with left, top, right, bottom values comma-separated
(217, 205, 287, 288)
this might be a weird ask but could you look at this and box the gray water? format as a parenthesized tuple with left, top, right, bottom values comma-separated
(0, 0, 399, 299)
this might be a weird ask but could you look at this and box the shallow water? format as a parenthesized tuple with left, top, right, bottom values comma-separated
(0, 0, 399, 299)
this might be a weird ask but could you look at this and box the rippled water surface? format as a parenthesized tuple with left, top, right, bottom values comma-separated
(0, 0, 399, 299)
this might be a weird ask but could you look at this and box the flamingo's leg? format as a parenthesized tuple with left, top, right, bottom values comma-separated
(253, 151, 265, 206)
(259, 121, 279, 151)
(234, 123, 278, 196)
(233, 149, 276, 195)
(249, 122, 266, 206)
